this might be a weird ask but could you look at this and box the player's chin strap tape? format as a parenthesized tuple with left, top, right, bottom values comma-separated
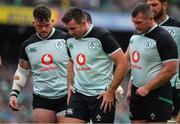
(10, 65, 30, 97)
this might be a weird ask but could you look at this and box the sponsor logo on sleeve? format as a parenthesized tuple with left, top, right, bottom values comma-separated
(29, 47, 37, 53)
(68, 43, 74, 49)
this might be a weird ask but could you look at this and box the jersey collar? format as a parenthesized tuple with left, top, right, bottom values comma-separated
(82, 24, 93, 38)
(159, 15, 169, 26)
(142, 24, 158, 36)
(37, 27, 55, 40)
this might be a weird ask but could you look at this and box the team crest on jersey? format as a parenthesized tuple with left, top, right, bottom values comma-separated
(144, 42, 153, 51)
(88, 41, 97, 51)
(55, 40, 65, 50)
(167, 29, 176, 37)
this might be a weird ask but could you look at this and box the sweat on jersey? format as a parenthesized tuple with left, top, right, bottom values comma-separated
(129, 25, 178, 88)
(159, 17, 180, 88)
(67, 25, 121, 96)
(20, 28, 70, 99)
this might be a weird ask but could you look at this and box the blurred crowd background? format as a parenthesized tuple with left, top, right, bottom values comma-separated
(0, 0, 180, 123)
(0, 0, 180, 13)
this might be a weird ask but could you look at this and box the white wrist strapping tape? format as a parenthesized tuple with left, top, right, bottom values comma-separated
(11, 65, 30, 93)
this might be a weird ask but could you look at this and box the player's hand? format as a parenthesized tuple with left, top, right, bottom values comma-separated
(9, 96, 19, 111)
(97, 90, 115, 113)
(67, 85, 75, 105)
(136, 85, 150, 97)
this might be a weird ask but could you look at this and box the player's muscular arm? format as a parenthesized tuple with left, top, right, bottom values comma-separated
(19, 59, 30, 70)
(11, 59, 30, 94)
(12, 59, 30, 91)
(125, 46, 132, 106)
(99, 49, 129, 113)
(67, 58, 74, 88)
(147, 61, 177, 89)
(108, 49, 129, 93)
(67, 58, 75, 105)
(137, 60, 177, 96)
(9, 59, 30, 111)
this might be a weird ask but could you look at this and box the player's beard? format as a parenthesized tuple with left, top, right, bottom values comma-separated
(153, 7, 164, 20)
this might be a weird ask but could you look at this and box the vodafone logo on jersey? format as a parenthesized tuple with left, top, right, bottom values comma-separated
(41, 54, 53, 65)
(132, 51, 140, 63)
(76, 53, 86, 66)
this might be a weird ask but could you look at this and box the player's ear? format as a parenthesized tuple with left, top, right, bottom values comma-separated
(163, 1, 168, 10)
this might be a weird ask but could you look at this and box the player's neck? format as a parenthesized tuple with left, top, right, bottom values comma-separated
(155, 14, 168, 25)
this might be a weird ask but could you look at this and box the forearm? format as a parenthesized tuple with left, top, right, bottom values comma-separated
(107, 63, 129, 94)
(67, 59, 74, 89)
(10, 65, 30, 97)
(145, 61, 177, 91)
(10, 59, 30, 97)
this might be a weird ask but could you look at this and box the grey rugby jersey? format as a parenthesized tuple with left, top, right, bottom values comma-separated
(160, 17, 180, 87)
(20, 28, 70, 99)
(130, 25, 178, 87)
(67, 25, 121, 96)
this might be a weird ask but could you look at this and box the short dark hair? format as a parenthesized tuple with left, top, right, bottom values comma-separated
(131, 2, 153, 17)
(62, 7, 86, 24)
(33, 4, 51, 22)
(84, 11, 92, 23)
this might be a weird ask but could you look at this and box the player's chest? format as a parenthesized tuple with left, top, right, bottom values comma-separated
(67, 39, 104, 60)
(130, 35, 158, 60)
(26, 39, 68, 62)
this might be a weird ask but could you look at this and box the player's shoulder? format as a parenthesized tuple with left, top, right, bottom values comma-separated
(155, 26, 175, 42)
(146, 26, 172, 41)
(22, 33, 39, 47)
(92, 26, 110, 34)
(54, 28, 67, 36)
(163, 17, 180, 27)
(155, 26, 169, 34)
(52, 28, 71, 39)
(153, 26, 170, 35)
(86, 26, 110, 39)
